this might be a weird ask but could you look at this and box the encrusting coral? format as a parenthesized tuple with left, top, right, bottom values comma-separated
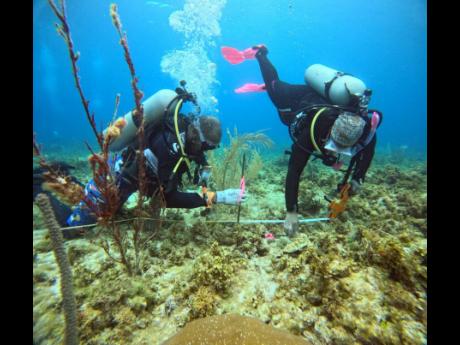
(176, 241, 243, 321)
(162, 314, 311, 345)
(188, 286, 220, 320)
(189, 242, 237, 294)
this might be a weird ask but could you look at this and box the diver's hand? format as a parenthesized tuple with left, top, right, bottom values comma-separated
(336, 182, 345, 194)
(252, 44, 268, 57)
(349, 179, 361, 196)
(337, 179, 361, 197)
(284, 212, 299, 237)
(215, 189, 247, 205)
(198, 166, 212, 185)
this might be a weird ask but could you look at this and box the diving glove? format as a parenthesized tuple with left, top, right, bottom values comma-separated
(349, 179, 361, 196)
(215, 188, 247, 205)
(284, 211, 299, 237)
(337, 179, 361, 197)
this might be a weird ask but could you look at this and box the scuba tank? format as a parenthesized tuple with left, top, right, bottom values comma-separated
(104, 89, 178, 152)
(305, 64, 367, 106)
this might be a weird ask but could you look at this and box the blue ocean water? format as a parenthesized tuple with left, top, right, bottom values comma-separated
(33, 0, 426, 155)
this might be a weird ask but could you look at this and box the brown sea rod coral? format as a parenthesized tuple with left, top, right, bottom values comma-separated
(47, 0, 160, 277)
(35, 193, 78, 345)
(162, 314, 311, 345)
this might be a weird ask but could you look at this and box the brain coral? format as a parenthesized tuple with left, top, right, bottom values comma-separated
(162, 314, 311, 345)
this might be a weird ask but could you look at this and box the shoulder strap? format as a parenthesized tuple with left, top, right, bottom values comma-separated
(324, 72, 351, 103)
(310, 107, 328, 153)
(171, 98, 192, 174)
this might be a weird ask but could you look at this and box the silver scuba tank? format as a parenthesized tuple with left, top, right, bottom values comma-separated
(104, 89, 178, 152)
(304, 64, 367, 106)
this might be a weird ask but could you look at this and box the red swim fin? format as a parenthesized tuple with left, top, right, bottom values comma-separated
(242, 47, 257, 59)
(221, 46, 258, 64)
(234, 83, 266, 94)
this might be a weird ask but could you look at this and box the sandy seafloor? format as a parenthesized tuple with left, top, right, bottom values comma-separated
(33, 145, 427, 345)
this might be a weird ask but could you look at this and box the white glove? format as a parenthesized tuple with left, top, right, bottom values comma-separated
(349, 179, 361, 196)
(215, 188, 247, 205)
(284, 212, 299, 237)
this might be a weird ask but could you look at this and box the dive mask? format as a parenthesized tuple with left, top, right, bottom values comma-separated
(192, 117, 219, 151)
(324, 138, 356, 157)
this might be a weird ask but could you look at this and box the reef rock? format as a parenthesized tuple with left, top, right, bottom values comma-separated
(283, 234, 313, 255)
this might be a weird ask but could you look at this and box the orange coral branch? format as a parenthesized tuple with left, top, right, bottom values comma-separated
(110, 4, 144, 119)
(112, 93, 121, 123)
(109, 3, 148, 203)
(47, 0, 104, 151)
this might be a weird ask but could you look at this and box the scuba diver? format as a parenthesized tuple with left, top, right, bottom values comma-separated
(222, 45, 382, 236)
(35, 82, 246, 236)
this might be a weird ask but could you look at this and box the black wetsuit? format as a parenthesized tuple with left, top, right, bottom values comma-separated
(94, 113, 209, 212)
(35, 115, 209, 231)
(255, 52, 376, 213)
(145, 114, 208, 208)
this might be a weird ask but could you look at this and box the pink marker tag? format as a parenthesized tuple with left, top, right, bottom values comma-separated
(371, 111, 380, 130)
(264, 232, 275, 240)
(238, 176, 246, 203)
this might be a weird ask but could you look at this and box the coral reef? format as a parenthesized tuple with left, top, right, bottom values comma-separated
(173, 241, 243, 321)
(35, 3, 427, 344)
(188, 242, 238, 294)
(188, 286, 220, 320)
(34, 151, 427, 345)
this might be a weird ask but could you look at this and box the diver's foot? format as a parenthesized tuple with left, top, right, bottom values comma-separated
(252, 44, 268, 57)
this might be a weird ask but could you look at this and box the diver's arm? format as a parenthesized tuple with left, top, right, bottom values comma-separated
(163, 190, 207, 208)
(285, 139, 311, 212)
(194, 152, 209, 167)
(352, 134, 377, 183)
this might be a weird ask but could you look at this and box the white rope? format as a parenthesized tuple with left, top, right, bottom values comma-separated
(33, 216, 331, 232)
(33, 216, 400, 240)
(238, 218, 330, 224)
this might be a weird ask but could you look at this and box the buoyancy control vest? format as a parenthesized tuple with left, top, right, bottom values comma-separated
(289, 104, 383, 183)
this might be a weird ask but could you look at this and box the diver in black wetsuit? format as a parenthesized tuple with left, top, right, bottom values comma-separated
(34, 97, 247, 235)
(252, 45, 381, 236)
(63, 111, 248, 229)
